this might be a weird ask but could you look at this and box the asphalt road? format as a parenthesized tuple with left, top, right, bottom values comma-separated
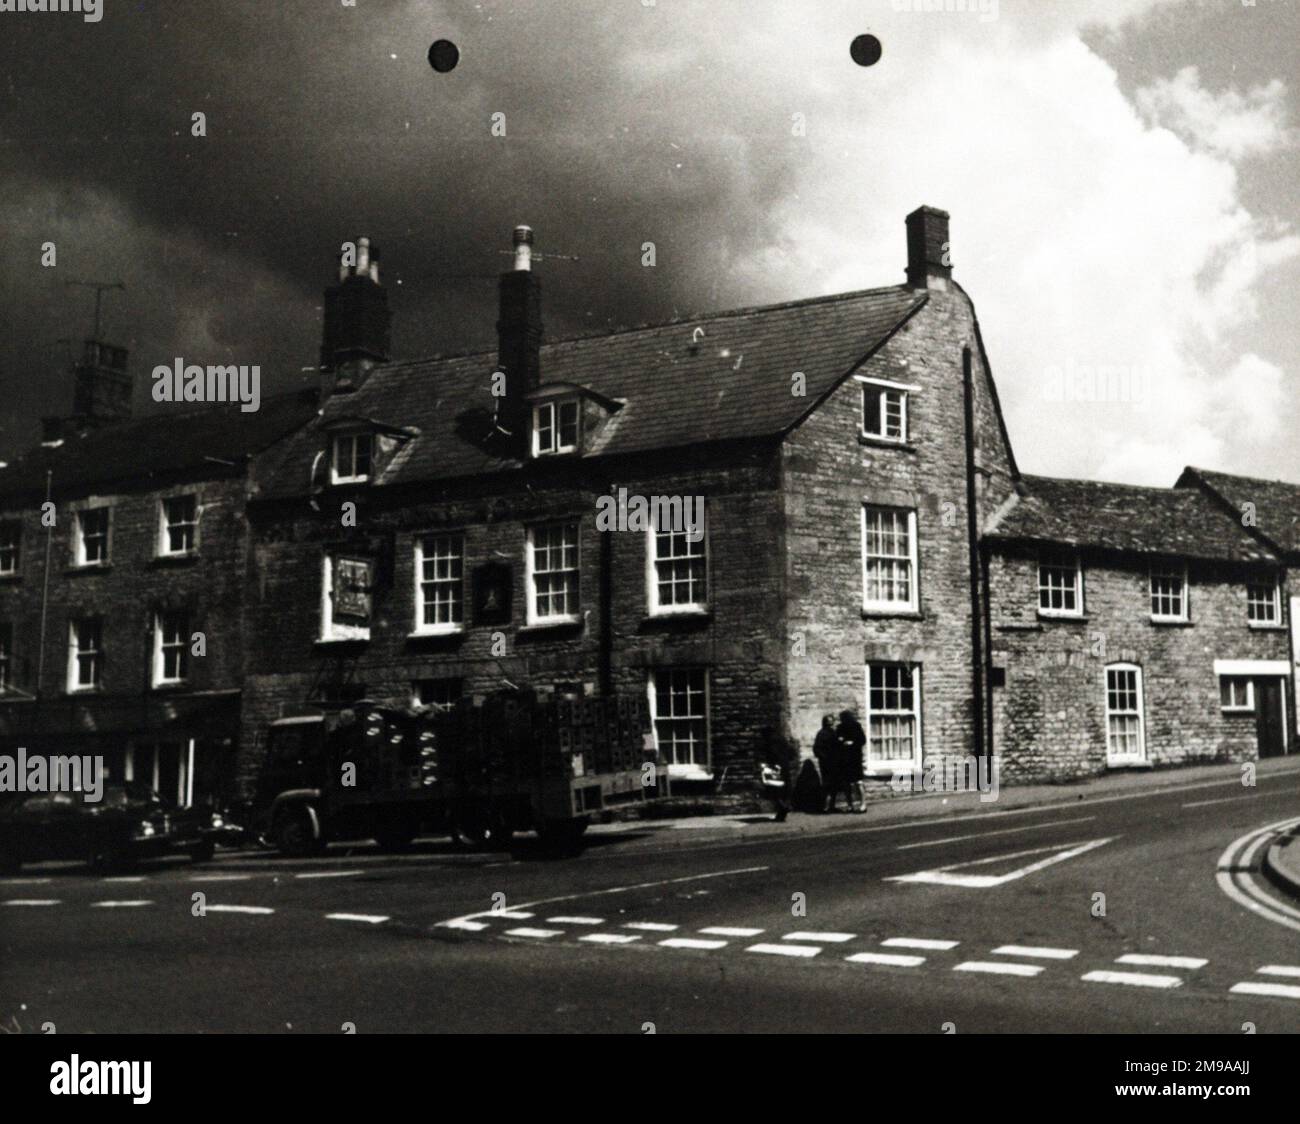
(4, 762, 1300, 1034)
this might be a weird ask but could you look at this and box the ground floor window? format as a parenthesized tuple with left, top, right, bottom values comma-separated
(125, 740, 197, 807)
(1104, 664, 1145, 764)
(648, 668, 709, 771)
(865, 662, 921, 771)
(1220, 677, 1254, 712)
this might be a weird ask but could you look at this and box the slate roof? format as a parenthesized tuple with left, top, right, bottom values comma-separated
(254, 285, 927, 499)
(0, 388, 319, 504)
(1178, 467, 1300, 556)
(985, 474, 1278, 564)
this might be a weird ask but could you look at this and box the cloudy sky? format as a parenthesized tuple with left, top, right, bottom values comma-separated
(1, 0, 1296, 486)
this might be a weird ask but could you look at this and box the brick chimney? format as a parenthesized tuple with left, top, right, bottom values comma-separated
(321, 236, 392, 394)
(496, 225, 542, 450)
(905, 205, 952, 291)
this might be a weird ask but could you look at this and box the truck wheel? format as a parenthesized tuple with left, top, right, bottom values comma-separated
(451, 807, 512, 851)
(273, 807, 324, 857)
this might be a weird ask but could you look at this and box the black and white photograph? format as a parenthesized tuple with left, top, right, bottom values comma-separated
(1, 0, 1297, 1102)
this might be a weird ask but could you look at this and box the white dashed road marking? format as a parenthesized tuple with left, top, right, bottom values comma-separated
(102, 876, 146, 883)
(1230, 981, 1300, 1000)
(847, 952, 926, 968)
(438, 919, 488, 931)
(1081, 970, 1182, 989)
(191, 874, 252, 883)
(493, 910, 535, 920)
(882, 937, 958, 951)
(746, 943, 821, 958)
(296, 871, 364, 880)
(700, 926, 764, 937)
(3, 899, 61, 906)
(992, 945, 1078, 960)
(625, 921, 678, 932)
(0, 878, 51, 885)
(505, 927, 563, 939)
(659, 937, 727, 950)
(91, 900, 152, 908)
(204, 904, 274, 915)
(1258, 965, 1300, 978)
(784, 931, 854, 943)
(545, 916, 605, 925)
(954, 961, 1044, 978)
(327, 913, 389, 924)
(1115, 954, 1207, 970)
(580, 933, 642, 945)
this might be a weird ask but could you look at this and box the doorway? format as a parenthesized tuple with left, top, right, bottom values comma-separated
(1254, 678, 1288, 758)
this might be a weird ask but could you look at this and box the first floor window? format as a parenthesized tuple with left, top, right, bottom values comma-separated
(1247, 578, 1280, 625)
(416, 535, 464, 630)
(866, 663, 921, 769)
(1105, 664, 1145, 763)
(528, 522, 579, 623)
(154, 611, 189, 685)
(1220, 677, 1254, 712)
(1149, 565, 1187, 620)
(862, 505, 917, 611)
(861, 382, 907, 443)
(649, 515, 707, 613)
(0, 522, 19, 575)
(76, 507, 110, 566)
(1038, 553, 1082, 615)
(413, 678, 463, 712)
(649, 668, 708, 769)
(69, 617, 102, 691)
(160, 495, 198, 555)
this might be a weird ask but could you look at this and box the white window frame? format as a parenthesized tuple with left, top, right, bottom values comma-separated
(859, 378, 909, 443)
(0, 522, 19, 575)
(865, 662, 923, 775)
(532, 399, 581, 457)
(1220, 676, 1254, 713)
(75, 507, 111, 567)
(861, 505, 919, 613)
(320, 553, 371, 642)
(1038, 553, 1083, 617)
(158, 494, 198, 557)
(646, 511, 708, 615)
(1247, 577, 1281, 626)
(1104, 663, 1146, 766)
(330, 431, 373, 485)
(526, 521, 580, 625)
(153, 610, 189, 686)
(647, 667, 711, 778)
(68, 617, 102, 693)
(1149, 564, 1188, 622)
(413, 534, 465, 635)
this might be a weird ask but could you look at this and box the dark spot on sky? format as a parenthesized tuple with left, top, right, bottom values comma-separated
(850, 34, 882, 67)
(428, 39, 459, 73)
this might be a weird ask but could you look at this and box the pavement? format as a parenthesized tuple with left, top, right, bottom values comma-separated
(3, 756, 1300, 1033)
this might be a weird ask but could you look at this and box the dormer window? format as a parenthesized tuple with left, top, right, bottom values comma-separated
(533, 399, 580, 456)
(331, 431, 373, 484)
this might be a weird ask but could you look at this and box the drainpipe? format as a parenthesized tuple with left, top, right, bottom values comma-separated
(599, 482, 614, 697)
(962, 346, 986, 759)
(35, 468, 53, 707)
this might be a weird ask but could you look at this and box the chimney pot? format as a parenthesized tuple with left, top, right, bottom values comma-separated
(513, 224, 534, 272)
(905, 205, 952, 290)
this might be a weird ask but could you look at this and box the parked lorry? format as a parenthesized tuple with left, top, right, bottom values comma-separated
(251, 688, 659, 855)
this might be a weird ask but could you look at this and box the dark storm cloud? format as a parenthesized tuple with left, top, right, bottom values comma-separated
(0, 0, 803, 458)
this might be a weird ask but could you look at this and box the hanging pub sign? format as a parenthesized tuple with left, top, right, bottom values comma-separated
(333, 555, 375, 623)
(472, 562, 513, 626)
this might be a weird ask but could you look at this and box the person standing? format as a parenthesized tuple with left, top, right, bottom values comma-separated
(836, 710, 867, 813)
(813, 714, 844, 813)
(755, 727, 797, 822)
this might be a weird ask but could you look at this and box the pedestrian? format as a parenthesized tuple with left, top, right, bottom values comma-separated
(836, 709, 867, 813)
(813, 714, 845, 812)
(755, 727, 797, 822)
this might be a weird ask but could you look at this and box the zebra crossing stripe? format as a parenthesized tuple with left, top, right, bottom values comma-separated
(847, 952, 926, 968)
(1082, 970, 1182, 989)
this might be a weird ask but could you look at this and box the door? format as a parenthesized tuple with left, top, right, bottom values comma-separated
(1255, 678, 1286, 758)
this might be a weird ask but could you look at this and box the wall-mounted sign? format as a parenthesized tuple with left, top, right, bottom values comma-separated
(333, 555, 374, 623)
(473, 562, 512, 626)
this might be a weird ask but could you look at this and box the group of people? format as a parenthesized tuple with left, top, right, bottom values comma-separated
(755, 710, 868, 821)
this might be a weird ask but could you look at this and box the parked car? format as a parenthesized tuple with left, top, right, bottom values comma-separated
(0, 783, 217, 874)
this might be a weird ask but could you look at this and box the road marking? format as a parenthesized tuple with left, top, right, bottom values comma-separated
(1258, 965, 1300, 978)
(437, 918, 488, 931)
(784, 931, 855, 943)
(887, 837, 1115, 889)
(91, 900, 153, 908)
(2, 899, 61, 906)
(1116, 953, 1207, 970)
(1081, 970, 1182, 989)
(882, 937, 958, 951)
(624, 921, 678, 932)
(504, 927, 563, 939)
(847, 952, 926, 967)
(746, 943, 821, 958)
(0, 878, 51, 885)
(896, 816, 1097, 851)
(1183, 795, 1261, 809)
(659, 937, 727, 950)
(205, 904, 274, 915)
(296, 870, 364, 880)
(992, 945, 1078, 960)
(102, 876, 146, 883)
(326, 913, 389, 924)
(1216, 818, 1300, 933)
(492, 910, 535, 920)
(191, 874, 252, 882)
(700, 926, 765, 937)
(579, 933, 642, 945)
(546, 916, 605, 925)
(1230, 981, 1300, 1000)
(954, 961, 1043, 977)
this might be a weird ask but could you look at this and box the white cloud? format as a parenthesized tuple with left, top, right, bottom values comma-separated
(1137, 66, 1295, 159)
